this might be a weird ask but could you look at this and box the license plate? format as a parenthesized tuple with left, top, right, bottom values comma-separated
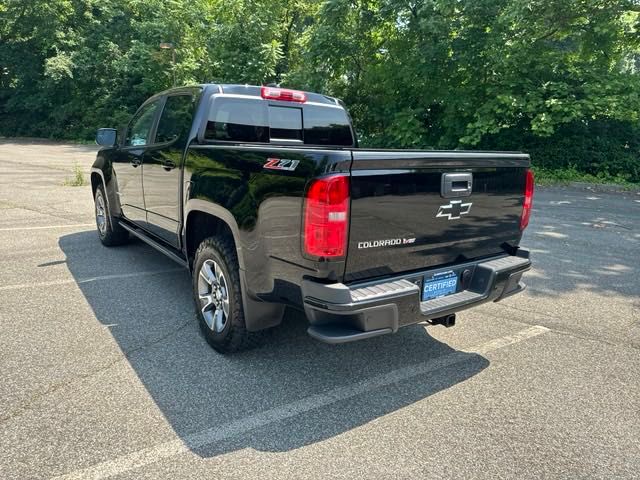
(422, 271, 458, 301)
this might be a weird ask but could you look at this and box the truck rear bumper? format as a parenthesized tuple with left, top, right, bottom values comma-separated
(302, 250, 531, 344)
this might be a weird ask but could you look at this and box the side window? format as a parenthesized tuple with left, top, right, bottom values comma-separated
(205, 98, 268, 143)
(125, 101, 160, 147)
(155, 95, 194, 145)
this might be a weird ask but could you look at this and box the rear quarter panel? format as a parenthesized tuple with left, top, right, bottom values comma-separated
(183, 145, 351, 304)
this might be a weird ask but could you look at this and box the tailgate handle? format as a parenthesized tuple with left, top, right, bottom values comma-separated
(441, 173, 473, 198)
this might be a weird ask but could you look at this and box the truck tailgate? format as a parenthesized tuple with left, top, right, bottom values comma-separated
(345, 150, 530, 282)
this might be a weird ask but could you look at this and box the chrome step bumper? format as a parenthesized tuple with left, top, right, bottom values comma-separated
(303, 251, 531, 344)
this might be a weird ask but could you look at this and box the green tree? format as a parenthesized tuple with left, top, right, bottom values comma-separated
(0, 0, 638, 180)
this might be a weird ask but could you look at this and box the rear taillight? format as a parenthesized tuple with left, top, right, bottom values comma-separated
(520, 169, 534, 230)
(261, 86, 307, 103)
(303, 175, 350, 258)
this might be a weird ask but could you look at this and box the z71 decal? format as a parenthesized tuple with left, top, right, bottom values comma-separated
(263, 158, 300, 172)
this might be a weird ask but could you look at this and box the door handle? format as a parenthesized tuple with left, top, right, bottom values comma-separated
(130, 158, 142, 168)
(441, 173, 473, 198)
(162, 160, 176, 171)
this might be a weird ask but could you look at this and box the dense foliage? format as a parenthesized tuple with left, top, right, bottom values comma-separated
(1, 0, 639, 180)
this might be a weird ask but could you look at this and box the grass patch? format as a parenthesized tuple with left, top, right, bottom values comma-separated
(63, 163, 87, 186)
(532, 165, 639, 190)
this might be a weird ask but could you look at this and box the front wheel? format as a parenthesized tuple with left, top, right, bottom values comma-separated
(94, 184, 129, 246)
(192, 236, 265, 353)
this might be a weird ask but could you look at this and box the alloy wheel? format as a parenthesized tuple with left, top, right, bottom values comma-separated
(197, 259, 230, 332)
(95, 191, 107, 236)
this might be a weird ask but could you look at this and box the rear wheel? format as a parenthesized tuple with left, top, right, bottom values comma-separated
(193, 236, 265, 353)
(94, 184, 129, 246)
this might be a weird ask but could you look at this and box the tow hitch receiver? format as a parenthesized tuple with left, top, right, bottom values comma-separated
(430, 313, 456, 328)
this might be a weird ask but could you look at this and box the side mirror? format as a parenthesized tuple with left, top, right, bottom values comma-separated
(96, 128, 118, 147)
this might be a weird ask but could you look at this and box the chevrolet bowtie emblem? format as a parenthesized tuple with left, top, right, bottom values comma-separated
(436, 200, 472, 220)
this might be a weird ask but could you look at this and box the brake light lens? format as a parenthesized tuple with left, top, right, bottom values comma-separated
(303, 175, 350, 258)
(520, 169, 534, 230)
(261, 86, 307, 103)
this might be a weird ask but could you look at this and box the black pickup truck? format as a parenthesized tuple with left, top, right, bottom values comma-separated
(92, 84, 534, 353)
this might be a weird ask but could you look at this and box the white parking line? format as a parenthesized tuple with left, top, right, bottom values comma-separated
(0, 223, 95, 232)
(51, 325, 550, 480)
(0, 269, 184, 291)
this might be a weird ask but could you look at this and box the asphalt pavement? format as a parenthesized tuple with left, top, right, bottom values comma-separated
(0, 139, 638, 480)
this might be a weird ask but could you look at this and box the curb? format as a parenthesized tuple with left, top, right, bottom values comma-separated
(538, 182, 640, 195)
(567, 182, 640, 194)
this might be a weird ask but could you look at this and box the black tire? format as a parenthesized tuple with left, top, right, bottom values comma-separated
(192, 236, 265, 353)
(94, 184, 129, 246)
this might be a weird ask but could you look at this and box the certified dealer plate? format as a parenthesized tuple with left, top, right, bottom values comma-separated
(422, 270, 458, 301)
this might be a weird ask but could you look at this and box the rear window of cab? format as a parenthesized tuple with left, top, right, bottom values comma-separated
(204, 97, 354, 146)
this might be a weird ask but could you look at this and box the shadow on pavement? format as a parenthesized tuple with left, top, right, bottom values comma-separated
(59, 230, 489, 457)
